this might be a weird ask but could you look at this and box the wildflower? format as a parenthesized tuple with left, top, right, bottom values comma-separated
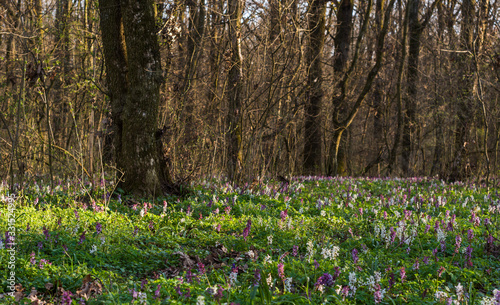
(74, 209, 79, 220)
(455, 235, 462, 253)
(43, 226, 50, 239)
(38, 241, 43, 249)
(215, 285, 224, 300)
(400, 266, 406, 283)
(374, 283, 386, 303)
(388, 272, 395, 289)
(316, 273, 334, 288)
(95, 222, 102, 234)
(267, 273, 272, 287)
(30, 252, 36, 264)
(267, 235, 273, 245)
(229, 266, 238, 287)
(141, 279, 148, 290)
(90, 244, 97, 254)
(413, 258, 420, 270)
(198, 262, 206, 275)
(79, 231, 86, 244)
(138, 292, 147, 304)
(280, 210, 288, 222)
(313, 260, 319, 269)
(242, 219, 252, 240)
(438, 266, 445, 277)
(292, 245, 298, 257)
(154, 284, 161, 300)
(456, 283, 464, 302)
(467, 229, 474, 242)
(254, 269, 261, 286)
(61, 291, 73, 305)
(196, 295, 205, 305)
(352, 248, 359, 264)
(284, 277, 292, 293)
(133, 226, 139, 236)
(435, 291, 449, 302)
(307, 240, 315, 261)
(436, 227, 447, 243)
(278, 262, 285, 279)
(349, 272, 357, 295)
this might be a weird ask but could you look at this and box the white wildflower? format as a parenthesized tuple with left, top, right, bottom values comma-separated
(436, 227, 447, 243)
(196, 295, 205, 305)
(320, 210, 326, 217)
(90, 244, 97, 254)
(307, 240, 315, 262)
(456, 283, 464, 302)
(229, 271, 238, 287)
(284, 277, 292, 293)
(267, 235, 273, 245)
(263, 254, 272, 264)
(374, 271, 382, 283)
(138, 292, 147, 304)
(435, 290, 448, 302)
(247, 250, 255, 259)
(267, 273, 272, 287)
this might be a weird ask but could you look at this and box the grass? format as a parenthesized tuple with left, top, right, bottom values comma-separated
(1, 176, 499, 304)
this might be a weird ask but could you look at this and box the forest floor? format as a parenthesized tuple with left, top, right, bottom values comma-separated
(1, 176, 499, 304)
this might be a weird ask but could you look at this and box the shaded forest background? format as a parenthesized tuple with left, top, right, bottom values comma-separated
(1, 0, 499, 192)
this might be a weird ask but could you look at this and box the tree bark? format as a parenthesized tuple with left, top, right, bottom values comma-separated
(225, 0, 244, 180)
(303, 0, 326, 175)
(99, 0, 172, 195)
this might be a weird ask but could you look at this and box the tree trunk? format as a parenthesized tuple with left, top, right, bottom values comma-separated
(401, 0, 421, 176)
(330, 0, 353, 176)
(449, 0, 476, 181)
(303, 0, 326, 175)
(99, 0, 172, 195)
(225, 0, 244, 181)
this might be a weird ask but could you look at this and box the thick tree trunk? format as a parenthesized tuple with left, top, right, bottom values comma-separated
(225, 0, 244, 181)
(449, 0, 476, 181)
(401, 0, 421, 176)
(330, 0, 353, 176)
(99, 0, 172, 195)
(303, 0, 326, 175)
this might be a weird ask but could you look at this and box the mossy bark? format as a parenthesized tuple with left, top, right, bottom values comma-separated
(99, 0, 172, 195)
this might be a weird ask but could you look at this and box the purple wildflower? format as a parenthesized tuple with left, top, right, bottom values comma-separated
(413, 258, 420, 270)
(61, 291, 73, 305)
(278, 263, 285, 279)
(467, 229, 474, 242)
(455, 235, 462, 253)
(400, 266, 406, 283)
(254, 269, 261, 286)
(154, 284, 161, 299)
(352, 248, 359, 264)
(292, 245, 298, 257)
(133, 226, 139, 236)
(316, 273, 334, 287)
(95, 222, 102, 235)
(242, 219, 251, 240)
(38, 241, 43, 249)
(280, 210, 288, 222)
(374, 283, 383, 303)
(438, 266, 445, 277)
(198, 262, 206, 275)
(78, 231, 86, 244)
(30, 252, 36, 264)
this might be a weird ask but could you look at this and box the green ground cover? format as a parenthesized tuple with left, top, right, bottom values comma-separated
(1, 177, 499, 304)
